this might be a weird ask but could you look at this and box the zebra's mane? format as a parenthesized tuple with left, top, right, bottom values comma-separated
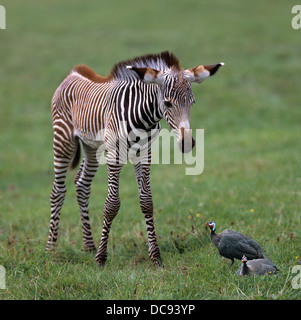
(111, 51, 181, 80)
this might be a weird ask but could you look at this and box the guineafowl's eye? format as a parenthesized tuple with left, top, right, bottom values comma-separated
(164, 101, 173, 108)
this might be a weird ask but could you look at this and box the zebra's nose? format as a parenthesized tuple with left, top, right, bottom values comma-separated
(178, 128, 195, 153)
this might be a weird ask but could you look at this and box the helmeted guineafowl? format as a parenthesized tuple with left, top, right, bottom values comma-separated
(206, 220, 265, 265)
(236, 255, 279, 276)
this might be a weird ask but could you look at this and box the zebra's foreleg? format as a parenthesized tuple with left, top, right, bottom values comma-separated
(134, 162, 162, 267)
(95, 164, 123, 266)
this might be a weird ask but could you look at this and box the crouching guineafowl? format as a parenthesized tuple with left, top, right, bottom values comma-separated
(206, 220, 265, 266)
(236, 255, 279, 276)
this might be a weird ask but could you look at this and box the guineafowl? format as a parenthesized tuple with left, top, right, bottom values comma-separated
(236, 255, 279, 276)
(206, 220, 265, 265)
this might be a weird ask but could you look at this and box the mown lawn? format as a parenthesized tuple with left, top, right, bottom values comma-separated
(0, 0, 300, 300)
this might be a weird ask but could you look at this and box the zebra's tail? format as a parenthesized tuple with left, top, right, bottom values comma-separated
(70, 139, 81, 170)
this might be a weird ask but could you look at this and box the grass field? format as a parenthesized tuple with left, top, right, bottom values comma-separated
(0, 0, 300, 300)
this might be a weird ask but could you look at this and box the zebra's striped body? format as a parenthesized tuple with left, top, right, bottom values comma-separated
(47, 51, 223, 266)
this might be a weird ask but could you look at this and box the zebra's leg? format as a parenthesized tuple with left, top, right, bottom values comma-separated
(74, 143, 99, 251)
(134, 161, 162, 267)
(95, 163, 123, 266)
(46, 137, 78, 251)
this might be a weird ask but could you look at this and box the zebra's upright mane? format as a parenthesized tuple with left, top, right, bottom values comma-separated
(111, 51, 181, 80)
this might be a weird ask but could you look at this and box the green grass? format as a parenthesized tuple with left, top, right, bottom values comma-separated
(0, 0, 300, 300)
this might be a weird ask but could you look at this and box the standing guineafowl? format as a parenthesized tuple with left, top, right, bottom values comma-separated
(236, 255, 279, 276)
(206, 220, 265, 265)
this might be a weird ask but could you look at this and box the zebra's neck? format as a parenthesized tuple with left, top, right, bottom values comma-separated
(112, 80, 163, 132)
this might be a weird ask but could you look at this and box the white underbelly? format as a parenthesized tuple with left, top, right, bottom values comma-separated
(75, 130, 105, 149)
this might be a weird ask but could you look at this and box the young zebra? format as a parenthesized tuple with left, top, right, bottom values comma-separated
(47, 51, 224, 266)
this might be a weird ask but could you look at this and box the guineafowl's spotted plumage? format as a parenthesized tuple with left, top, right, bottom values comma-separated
(236, 255, 279, 276)
(206, 221, 265, 265)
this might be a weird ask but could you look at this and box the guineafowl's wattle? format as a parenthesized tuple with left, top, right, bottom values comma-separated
(206, 221, 265, 265)
(236, 255, 279, 276)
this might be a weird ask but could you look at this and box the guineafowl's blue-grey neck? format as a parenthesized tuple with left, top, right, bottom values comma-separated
(210, 229, 219, 247)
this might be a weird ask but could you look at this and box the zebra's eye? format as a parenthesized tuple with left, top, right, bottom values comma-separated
(164, 101, 173, 108)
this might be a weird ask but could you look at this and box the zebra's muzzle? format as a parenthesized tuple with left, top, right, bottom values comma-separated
(178, 128, 195, 153)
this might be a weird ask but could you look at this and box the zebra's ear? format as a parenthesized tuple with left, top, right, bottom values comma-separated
(184, 63, 224, 83)
(126, 66, 165, 85)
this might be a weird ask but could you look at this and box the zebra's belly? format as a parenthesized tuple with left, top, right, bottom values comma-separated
(76, 131, 105, 150)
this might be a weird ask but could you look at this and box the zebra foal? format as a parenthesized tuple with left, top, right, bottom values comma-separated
(47, 51, 223, 266)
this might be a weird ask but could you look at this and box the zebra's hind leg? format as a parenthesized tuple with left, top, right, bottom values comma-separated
(134, 162, 162, 267)
(46, 136, 78, 251)
(74, 143, 99, 251)
(95, 163, 123, 266)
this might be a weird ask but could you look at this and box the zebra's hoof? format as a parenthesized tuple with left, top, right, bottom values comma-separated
(45, 244, 56, 252)
(153, 258, 164, 268)
(83, 245, 97, 253)
(95, 253, 107, 266)
(96, 260, 106, 267)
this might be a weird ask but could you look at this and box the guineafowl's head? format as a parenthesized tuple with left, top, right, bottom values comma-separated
(206, 220, 216, 232)
(241, 255, 248, 263)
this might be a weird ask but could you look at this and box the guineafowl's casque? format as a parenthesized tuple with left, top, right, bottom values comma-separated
(206, 220, 265, 265)
(236, 255, 279, 276)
